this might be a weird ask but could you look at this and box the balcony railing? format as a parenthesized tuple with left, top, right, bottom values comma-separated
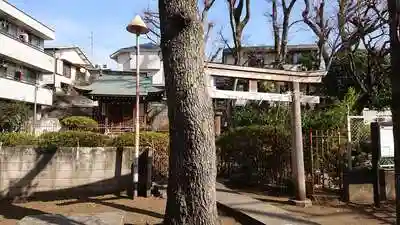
(0, 72, 37, 85)
(0, 28, 53, 56)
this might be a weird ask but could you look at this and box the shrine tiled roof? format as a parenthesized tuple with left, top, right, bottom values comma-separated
(75, 71, 164, 97)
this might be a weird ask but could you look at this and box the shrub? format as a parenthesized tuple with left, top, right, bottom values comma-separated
(0, 101, 30, 132)
(38, 131, 111, 149)
(113, 132, 169, 183)
(0, 132, 36, 146)
(216, 125, 292, 187)
(60, 116, 98, 131)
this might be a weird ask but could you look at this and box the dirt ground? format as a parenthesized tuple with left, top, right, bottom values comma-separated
(0, 195, 241, 225)
(234, 188, 396, 225)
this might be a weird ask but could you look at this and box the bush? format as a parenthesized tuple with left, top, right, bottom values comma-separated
(38, 131, 111, 149)
(0, 101, 30, 132)
(0, 132, 36, 146)
(216, 125, 292, 187)
(113, 132, 169, 183)
(60, 116, 98, 131)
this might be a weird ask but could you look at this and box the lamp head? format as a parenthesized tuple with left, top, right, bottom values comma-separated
(126, 15, 149, 35)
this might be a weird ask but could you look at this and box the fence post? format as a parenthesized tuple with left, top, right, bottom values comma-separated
(347, 114, 352, 170)
(309, 128, 314, 195)
(315, 130, 320, 186)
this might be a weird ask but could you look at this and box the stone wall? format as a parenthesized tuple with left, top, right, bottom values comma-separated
(344, 168, 395, 203)
(0, 146, 134, 199)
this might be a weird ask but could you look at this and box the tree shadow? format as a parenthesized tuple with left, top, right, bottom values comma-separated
(0, 200, 47, 221)
(5, 149, 56, 200)
(57, 196, 164, 219)
(342, 202, 395, 225)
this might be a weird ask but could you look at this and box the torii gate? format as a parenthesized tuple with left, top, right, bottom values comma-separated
(205, 62, 326, 206)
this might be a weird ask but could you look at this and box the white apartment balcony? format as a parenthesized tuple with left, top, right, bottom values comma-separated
(129, 52, 161, 70)
(0, 75, 52, 105)
(0, 32, 54, 73)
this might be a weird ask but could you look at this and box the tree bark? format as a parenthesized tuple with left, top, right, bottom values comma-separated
(271, 0, 281, 63)
(278, 0, 296, 65)
(158, 0, 218, 225)
(388, 0, 400, 223)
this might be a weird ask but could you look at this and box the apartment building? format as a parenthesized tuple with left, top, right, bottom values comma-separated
(222, 44, 319, 67)
(0, 0, 55, 108)
(221, 44, 321, 96)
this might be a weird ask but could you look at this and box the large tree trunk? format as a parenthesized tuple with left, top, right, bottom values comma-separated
(158, 0, 218, 225)
(388, 0, 400, 223)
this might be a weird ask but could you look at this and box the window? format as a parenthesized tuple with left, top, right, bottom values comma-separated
(0, 19, 9, 31)
(63, 61, 72, 78)
(23, 68, 37, 84)
(76, 71, 86, 82)
(248, 53, 264, 68)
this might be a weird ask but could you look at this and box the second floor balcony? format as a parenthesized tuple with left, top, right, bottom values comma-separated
(0, 75, 53, 105)
(0, 30, 54, 73)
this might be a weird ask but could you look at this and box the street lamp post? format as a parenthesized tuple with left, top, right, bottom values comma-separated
(33, 82, 38, 134)
(127, 15, 149, 198)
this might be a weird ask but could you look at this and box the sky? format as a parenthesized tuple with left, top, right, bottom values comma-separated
(8, 0, 316, 68)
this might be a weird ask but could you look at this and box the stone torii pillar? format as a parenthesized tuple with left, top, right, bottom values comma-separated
(290, 81, 312, 207)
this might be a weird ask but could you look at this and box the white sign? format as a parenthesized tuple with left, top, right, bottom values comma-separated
(380, 126, 394, 158)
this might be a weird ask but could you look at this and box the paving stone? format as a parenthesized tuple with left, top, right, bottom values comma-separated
(216, 182, 317, 225)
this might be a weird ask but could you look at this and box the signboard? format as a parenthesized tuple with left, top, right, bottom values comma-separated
(380, 126, 394, 158)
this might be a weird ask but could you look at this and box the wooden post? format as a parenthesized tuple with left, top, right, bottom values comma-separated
(143, 101, 148, 131)
(138, 148, 153, 197)
(371, 122, 381, 207)
(214, 112, 222, 137)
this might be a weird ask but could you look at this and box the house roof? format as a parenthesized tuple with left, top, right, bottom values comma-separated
(45, 46, 94, 68)
(110, 43, 160, 60)
(222, 44, 319, 54)
(75, 70, 164, 97)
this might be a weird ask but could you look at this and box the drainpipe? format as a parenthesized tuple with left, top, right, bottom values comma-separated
(53, 50, 57, 93)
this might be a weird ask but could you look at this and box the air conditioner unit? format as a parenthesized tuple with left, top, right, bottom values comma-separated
(0, 62, 8, 68)
(0, 20, 8, 30)
(19, 33, 29, 43)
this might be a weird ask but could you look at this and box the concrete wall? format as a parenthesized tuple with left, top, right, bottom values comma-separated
(129, 51, 161, 70)
(0, 147, 134, 199)
(344, 169, 395, 203)
(116, 53, 131, 71)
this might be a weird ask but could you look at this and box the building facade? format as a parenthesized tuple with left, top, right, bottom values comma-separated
(44, 46, 94, 92)
(110, 43, 164, 86)
(221, 44, 321, 98)
(0, 0, 55, 108)
(222, 44, 319, 67)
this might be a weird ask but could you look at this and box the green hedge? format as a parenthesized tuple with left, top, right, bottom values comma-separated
(38, 131, 111, 148)
(0, 132, 36, 146)
(216, 125, 292, 187)
(60, 116, 98, 131)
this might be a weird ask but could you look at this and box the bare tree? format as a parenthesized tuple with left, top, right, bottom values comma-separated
(143, 1, 221, 61)
(267, 0, 299, 66)
(225, 0, 251, 66)
(302, 0, 388, 70)
(159, 0, 218, 224)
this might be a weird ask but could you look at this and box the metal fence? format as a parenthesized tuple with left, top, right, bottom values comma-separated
(24, 117, 159, 136)
(303, 129, 348, 193)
